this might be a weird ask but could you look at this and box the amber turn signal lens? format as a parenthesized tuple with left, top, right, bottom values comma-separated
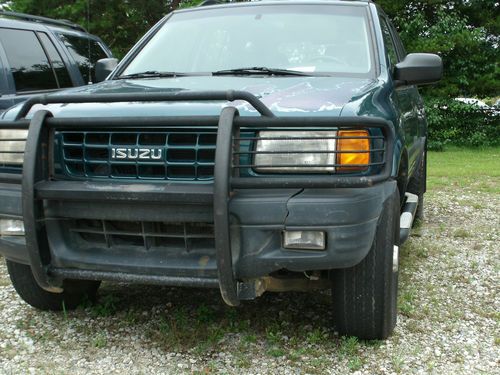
(337, 130, 370, 171)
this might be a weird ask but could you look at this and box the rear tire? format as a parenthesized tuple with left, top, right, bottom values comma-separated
(331, 189, 400, 340)
(6, 260, 100, 311)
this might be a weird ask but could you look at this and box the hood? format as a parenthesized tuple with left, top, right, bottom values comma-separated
(3, 76, 386, 120)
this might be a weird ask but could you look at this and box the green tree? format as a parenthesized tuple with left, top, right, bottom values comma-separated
(378, 0, 499, 98)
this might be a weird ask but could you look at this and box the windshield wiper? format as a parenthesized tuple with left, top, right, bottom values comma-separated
(115, 71, 191, 80)
(212, 67, 316, 76)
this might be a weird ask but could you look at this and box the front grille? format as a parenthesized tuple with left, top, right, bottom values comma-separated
(67, 219, 215, 252)
(57, 130, 217, 181)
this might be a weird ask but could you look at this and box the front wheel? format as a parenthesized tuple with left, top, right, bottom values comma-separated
(331, 189, 400, 340)
(6, 260, 100, 311)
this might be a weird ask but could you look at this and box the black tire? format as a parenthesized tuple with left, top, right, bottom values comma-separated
(331, 189, 400, 340)
(6, 260, 100, 311)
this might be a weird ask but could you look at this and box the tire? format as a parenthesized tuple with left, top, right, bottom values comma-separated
(331, 189, 400, 340)
(6, 260, 100, 311)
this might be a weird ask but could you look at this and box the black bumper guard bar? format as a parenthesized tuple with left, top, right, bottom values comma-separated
(0, 91, 394, 306)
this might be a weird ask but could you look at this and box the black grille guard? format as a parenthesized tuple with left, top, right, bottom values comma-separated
(0, 90, 395, 306)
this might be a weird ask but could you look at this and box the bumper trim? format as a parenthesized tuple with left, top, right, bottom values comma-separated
(36, 180, 213, 204)
(50, 267, 219, 288)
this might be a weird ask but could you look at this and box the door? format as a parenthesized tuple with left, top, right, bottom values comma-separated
(379, 17, 420, 175)
(0, 27, 74, 110)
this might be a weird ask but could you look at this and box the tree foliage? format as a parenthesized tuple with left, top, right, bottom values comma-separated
(424, 98, 499, 150)
(1, 0, 498, 98)
(378, 0, 499, 98)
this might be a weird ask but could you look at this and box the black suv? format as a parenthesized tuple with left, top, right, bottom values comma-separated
(0, 11, 113, 111)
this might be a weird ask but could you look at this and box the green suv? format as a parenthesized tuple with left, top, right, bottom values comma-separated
(0, 0, 442, 339)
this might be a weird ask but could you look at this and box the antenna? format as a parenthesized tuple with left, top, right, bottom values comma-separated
(86, 0, 92, 84)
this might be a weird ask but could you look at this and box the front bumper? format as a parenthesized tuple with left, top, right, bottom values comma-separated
(0, 180, 397, 278)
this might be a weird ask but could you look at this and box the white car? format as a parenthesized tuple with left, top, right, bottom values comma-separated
(454, 97, 490, 108)
(454, 97, 499, 116)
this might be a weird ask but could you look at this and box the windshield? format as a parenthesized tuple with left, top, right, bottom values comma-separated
(122, 4, 374, 77)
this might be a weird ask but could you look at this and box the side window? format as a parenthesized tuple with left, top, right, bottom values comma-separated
(58, 33, 108, 84)
(37, 32, 73, 88)
(379, 18, 399, 67)
(389, 23, 407, 59)
(0, 28, 58, 92)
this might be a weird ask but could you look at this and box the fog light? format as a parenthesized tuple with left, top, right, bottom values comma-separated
(283, 231, 325, 250)
(0, 219, 25, 236)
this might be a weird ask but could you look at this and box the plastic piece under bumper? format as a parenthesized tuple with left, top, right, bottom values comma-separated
(0, 181, 397, 278)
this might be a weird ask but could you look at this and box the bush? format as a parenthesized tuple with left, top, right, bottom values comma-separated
(424, 99, 499, 151)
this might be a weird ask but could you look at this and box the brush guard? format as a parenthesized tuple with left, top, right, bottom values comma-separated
(0, 91, 394, 306)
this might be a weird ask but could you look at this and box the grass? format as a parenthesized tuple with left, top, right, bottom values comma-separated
(427, 147, 500, 192)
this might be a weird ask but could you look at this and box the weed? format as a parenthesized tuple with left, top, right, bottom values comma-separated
(234, 352, 251, 368)
(92, 332, 108, 348)
(61, 300, 68, 320)
(157, 317, 170, 335)
(348, 356, 363, 371)
(453, 228, 471, 238)
(306, 328, 327, 345)
(196, 304, 216, 324)
(338, 336, 359, 357)
(124, 308, 140, 325)
(243, 334, 257, 344)
(265, 322, 282, 345)
(391, 351, 405, 373)
(267, 346, 285, 357)
(399, 287, 417, 317)
(364, 339, 383, 348)
(288, 348, 305, 362)
(173, 307, 189, 328)
(91, 294, 119, 317)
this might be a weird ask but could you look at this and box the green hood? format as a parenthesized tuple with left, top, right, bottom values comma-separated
(3, 75, 387, 120)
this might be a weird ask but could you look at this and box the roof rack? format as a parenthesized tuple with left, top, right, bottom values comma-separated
(0, 10, 87, 32)
(198, 0, 229, 6)
(198, 0, 372, 4)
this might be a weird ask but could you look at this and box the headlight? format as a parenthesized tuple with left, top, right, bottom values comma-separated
(254, 131, 337, 173)
(253, 130, 371, 173)
(0, 219, 25, 236)
(0, 130, 27, 165)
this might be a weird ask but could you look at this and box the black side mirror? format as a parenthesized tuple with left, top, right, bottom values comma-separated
(394, 53, 442, 86)
(95, 58, 119, 82)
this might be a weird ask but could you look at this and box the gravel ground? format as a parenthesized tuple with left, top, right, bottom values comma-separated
(0, 176, 499, 374)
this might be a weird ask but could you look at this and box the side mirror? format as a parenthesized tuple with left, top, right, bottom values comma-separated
(95, 58, 119, 83)
(394, 53, 442, 86)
